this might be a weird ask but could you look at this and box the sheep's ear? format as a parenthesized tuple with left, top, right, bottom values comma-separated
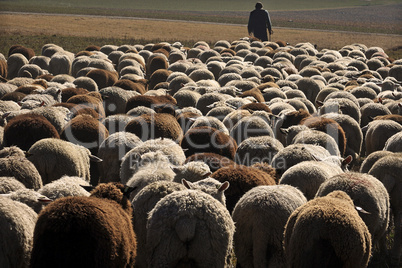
(1, 112, 11, 119)
(188, 117, 197, 122)
(368, 116, 375, 122)
(342, 155, 353, 166)
(355, 206, 370, 214)
(81, 185, 95, 192)
(171, 166, 182, 174)
(182, 179, 193, 189)
(89, 155, 103, 162)
(25, 151, 33, 157)
(122, 186, 136, 198)
(38, 195, 53, 203)
(218, 181, 230, 192)
(280, 128, 289, 135)
(316, 100, 324, 107)
(202, 171, 212, 179)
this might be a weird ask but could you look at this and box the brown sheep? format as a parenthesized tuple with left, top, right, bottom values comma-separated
(61, 87, 89, 102)
(8, 45, 35, 60)
(0, 58, 7, 79)
(3, 113, 60, 151)
(211, 164, 276, 213)
(301, 116, 347, 157)
(86, 68, 118, 90)
(113, 79, 147, 95)
(66, 92, 106, 119)
(146, 55, 168, 78)
(180, 126, 238, 160)
(284, 191, 372, 268)
(125, 113, 183, 143)
(125, 94, 177, 113)
(240, 87, 265, 103)
(240, 102, 271, 113)
(148, 69, 171, 90)
(30, 183, 137, 268)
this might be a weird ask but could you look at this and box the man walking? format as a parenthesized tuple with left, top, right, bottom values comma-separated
(247, 2, 273, 42)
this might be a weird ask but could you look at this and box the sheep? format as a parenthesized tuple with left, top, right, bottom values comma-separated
(368, 154, 402, 267)
(294, 77, 322, 103)
(291, 129, 341, 156)
(319, 97, 362, 124)
(101, 114, 135, 134)
(271, 143, 334, 177)
(171, 161, 212, 183)
(283, 191, 372, 268)
(211, 164, 276, 213)
(99, 86, 139, 116)
(131, 181, 187, 268)
(360, 102, 392, 128)
(30, 182, 137, 268)
(146, 188, 234, 267)
(365, 119, 402, 156)
(279, 160, 343, 200)
(229, 115, 275, 145)
(73, 76, 98, 92)
(27, 138, 101, 185)
(359, 151, 396, 174)
(316, 172, 390, 256)
(5, 188, 51, 213)
(0, 146, 43, 190)
(184, 152, 236, 173)
(321, 112, 363, 161)
(196, 92, 233, 115)
(17, 64, 47, 79)
(28, 106, 71, 134)
(0, 196, 38, 268)
(173, 89, 201, 108)
(188, 115, 229, 135)
(124, 94, 177, 113)
(125, 113, 183, 143)
(383, 131, 402, 152)
(235, 135, 284, 166)
(180, 126, 238, 160)
(48, 52, 73, 75)
(60, 113, 109, 156)
(232, 185, 307, 267)
(85, 68, 118, 90)
(0, 176, 26, 194)
(7, 53, 29, 79)
(97, 132, 143, 184)
(120, 138, 186, 184)
(37, 175, 90, 200)
(66, 91, 106, 119)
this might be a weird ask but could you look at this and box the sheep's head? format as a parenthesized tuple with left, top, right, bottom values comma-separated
(182, 178, 229, 206)
(86, 182, 135, 213)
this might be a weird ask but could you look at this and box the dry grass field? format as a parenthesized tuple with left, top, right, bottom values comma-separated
(1, 12, 401, 58)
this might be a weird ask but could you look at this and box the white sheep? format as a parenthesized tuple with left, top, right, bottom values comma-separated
(0, 196, 37, 268)
(232, 185, 307, 267)
(279, 160, 343, 200)
(171, 161, 212, 183)
(146, 189, 234, 267)
(0, 176, 26, 194)
(37, 175, 90, 200)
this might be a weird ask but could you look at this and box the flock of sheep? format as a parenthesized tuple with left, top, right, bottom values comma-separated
(0, 36, 401, 268)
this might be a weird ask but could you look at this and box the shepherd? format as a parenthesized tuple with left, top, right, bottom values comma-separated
(247, 2, 273, 42)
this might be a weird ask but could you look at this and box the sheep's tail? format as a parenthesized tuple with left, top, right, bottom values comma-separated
(175, 217, 196, 242)
(302, 238, 343, 268)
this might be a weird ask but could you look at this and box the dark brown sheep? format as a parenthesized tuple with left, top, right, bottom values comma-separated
(61, 87, 89, 102)
(30, 182, 137, 268)
(15, 84, 43, 95)
(180, 126, 238, 160)
(86, 69, 119, 90)
(125, 113, 183, 142)
(146, 55, 168, 78)
(176, 111, 201, 134)
(66, 92, 105, 119)
(280, 108, 311, 129)
(185, 152, 236, 173)
(60, 114, 109, 185)
(3, 114, 60, 151)
(372, 114, 402, 126)
(113, 79, 147, 95)
(125, 95, 177, 113)
(211, 164, 276, 212)
(148, 69, 171, 90)
(8, 45, 35, 60)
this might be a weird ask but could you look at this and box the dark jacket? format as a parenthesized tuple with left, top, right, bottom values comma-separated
(247, 8, 272, 41)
